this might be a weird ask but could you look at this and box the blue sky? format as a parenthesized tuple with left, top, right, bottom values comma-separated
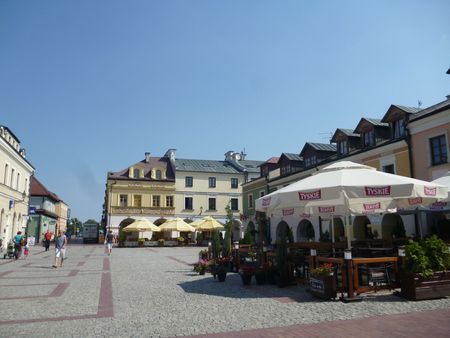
(1, 0, 449, 221)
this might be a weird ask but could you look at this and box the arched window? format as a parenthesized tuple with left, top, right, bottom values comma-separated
(297, 219, 315, 241)
(155, 170, 162, 180)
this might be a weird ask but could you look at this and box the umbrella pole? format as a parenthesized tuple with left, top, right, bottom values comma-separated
(345, 213, 351, 250)
(331, 215, 335, 255)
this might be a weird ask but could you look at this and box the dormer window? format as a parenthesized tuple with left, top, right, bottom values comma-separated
(133, 168, 140, 178)
(362, 131, 375, 148)
(304, 156, 317, 168)
(155, 170, 162, 180)
(338, 141, 348, 155)
(392, 119, 406, 139)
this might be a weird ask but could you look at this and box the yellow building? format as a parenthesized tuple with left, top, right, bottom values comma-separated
(0, 126, 34, 250)
(105, 151, 176, 233)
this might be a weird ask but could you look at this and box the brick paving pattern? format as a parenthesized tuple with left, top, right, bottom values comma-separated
(0, 245, 449, 337)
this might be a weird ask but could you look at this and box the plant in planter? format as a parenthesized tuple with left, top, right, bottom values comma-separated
(198, 249, 208, 260)
(276, 237, 290, 287)
(194, 259, 210, 275)
(138, 238, 145, 247)
(399, 235, 450, 300)
(158, 238, 165, 247)
(177, 236, 185, 246)
(239, 265, 256, 285)
(210, 256, 231, 282)
(309, 263, 337, 300)
(254, 268, 267, 285)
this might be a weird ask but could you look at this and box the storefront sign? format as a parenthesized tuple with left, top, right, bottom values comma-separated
(365, 186, 391, 196)
(298, 190, 321, 201)
(424, 186, 437, 196)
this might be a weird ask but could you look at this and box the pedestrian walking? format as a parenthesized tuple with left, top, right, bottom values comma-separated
(52, 230, 67, 268)
(44, 229, 52, 251)
(23, 243, 29, 258)
(13, 231, 24, 259)
(105, 230, 115, 256)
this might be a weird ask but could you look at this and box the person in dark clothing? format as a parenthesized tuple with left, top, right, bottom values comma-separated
(105, 230, 116, 255)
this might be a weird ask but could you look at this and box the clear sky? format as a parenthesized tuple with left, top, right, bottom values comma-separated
(1, 0, 449, 222)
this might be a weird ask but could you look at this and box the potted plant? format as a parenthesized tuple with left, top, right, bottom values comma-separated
(177, 236, 185, 246)
(239, 265, 256, 285)
(198, 249, 208, 260)
(309, 263, 337, 300)
(158, 238, 165, 247)
(138, 238, 145, 247)
(216, 256, 230, 282)
(255, 268, 267, 285)
(194, 259, 210, 275)
(399, 235, 450, 300)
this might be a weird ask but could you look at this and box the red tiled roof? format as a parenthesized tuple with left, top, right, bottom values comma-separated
(108, 157, 175, 181)
(264, 157, 280, 164)
(30, 177, 60, 202)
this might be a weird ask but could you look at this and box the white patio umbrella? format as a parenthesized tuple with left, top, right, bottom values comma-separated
(159, 218, 196, 232)
(122, 219, 161, 233)
(425, 171, 450, 211)
(191, 216, 225, 231)
(256, 161, 447, 248)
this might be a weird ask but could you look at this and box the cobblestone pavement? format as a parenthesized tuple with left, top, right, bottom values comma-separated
(1, 245, 449, 337)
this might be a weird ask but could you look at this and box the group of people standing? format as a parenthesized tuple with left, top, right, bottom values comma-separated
(12, 229, 67, 268)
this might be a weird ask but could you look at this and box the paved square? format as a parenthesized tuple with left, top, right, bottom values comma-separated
(0, 245, 449, 337)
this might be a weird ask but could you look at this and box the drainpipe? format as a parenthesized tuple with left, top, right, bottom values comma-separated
(405, 116, 421, 236)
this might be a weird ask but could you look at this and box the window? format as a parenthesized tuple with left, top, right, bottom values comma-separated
(185, 197, 193, 210)
(338, 141, 348, 155)
(119, 195, 128, 207)
(362, 131, 375, 147)
(133, 195, 142, 207)
(133, 168, 140, 178)
(16, 172, 20, 191)
(393, 119, 406, 138)
(382, 164, 395, 174)
(231, 178, 238, 189)
(155, 170, 162, 180)
(185, 176, 193, 187)
(152, 195, 160, 207)
(166, 196, 174, 208)
(230, 198, 238, 211)
(430, 135, 448, 166)
(208, 177, 216, 188)
(208, 197, 216, 211)
(10, 168, 15, 188)
(248, 194, 254, 209)
(304, 156, 317, 168)
(4, 164, 8, 185)
(259, 191, 265, 198)
(24, 178, 28, 195)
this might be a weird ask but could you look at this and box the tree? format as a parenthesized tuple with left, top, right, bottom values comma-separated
(68, 218, 82, 236)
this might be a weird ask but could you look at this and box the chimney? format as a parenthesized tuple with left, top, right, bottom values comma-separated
(145, 152, 151, 163)
(240, 151, 247, 161)
(446, 94, 450, 100)
(225, 151, 235, 162)
(164, 149, 176, 161)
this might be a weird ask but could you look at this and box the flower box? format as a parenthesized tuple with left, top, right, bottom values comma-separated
(124, 241, 138, 247)
(309, 274, 337, 300)
(398, 271, 450, 301)
(143, 241, 158, 247)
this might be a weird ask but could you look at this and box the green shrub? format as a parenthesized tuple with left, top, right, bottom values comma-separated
(404, 235, 450, 278)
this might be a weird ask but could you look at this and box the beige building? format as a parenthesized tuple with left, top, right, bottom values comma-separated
(409, 95, 450, 181)
(0, 126, 34, 250)
(174, 150, 262, 239)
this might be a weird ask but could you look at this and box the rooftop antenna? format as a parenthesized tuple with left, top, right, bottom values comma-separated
(418, 99, 422, 109)
(319, 132, 333, 142)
